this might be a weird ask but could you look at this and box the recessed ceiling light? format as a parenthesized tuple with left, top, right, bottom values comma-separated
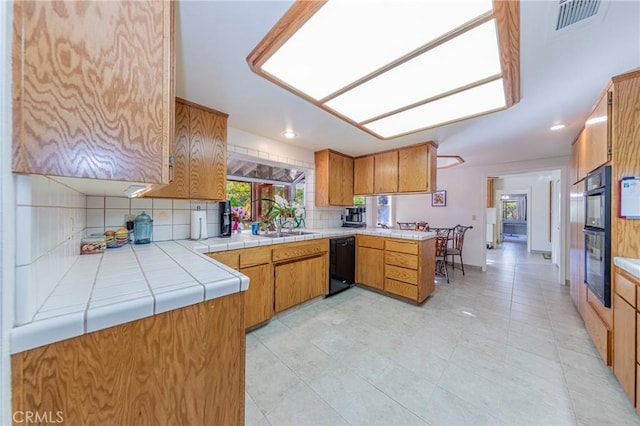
(586, 115, 607, 125)
(282, 130, 297, 139)
(550, 124, 566, 131)
(248, 1, 520, 140)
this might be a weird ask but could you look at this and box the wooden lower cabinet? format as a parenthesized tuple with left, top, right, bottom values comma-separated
(583, 299, 611, 365)
(241, 263, 274, 329)
(12, 293, 245, 426)
(356, 246, 384, 290)
(614, 293, 636, 403)
(275, 255, 327, 312)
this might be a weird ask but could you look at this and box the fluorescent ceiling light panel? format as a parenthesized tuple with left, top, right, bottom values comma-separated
(249, 0, 520, 140)
(261, 0, 493, 101)
(364, 79, 506, 138)
(325, 20, 501, 122)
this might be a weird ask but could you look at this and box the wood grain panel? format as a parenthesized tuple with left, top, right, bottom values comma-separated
(418, 238, 436, 301)
(12, 294, 244, 425)
(398, 144, 433, 193)
(493, 0, 520, 107)
(374, 151, 398, 193)
(583, 300, 611, 365)
(584, 89, 610, 175)
(611, 73, 640, 260)
(356, 246, 384, 290)
(207, 251, 240, 270)
(147, 100, 190, 198)
(357, 235, 384, 250)
(384, 278, 418, 300)
(241, 263, 274, 329)
(385, 239, 419, 255)
(272, 239, 328, 263)
(588, 287, 613, 329)
(328, 152, 344, 205)
(385, 251, 418, 269)
(314, 150, 330, 206)
(385, 264, 418, 285)
(13, 1, 174, 182)
(613, 293, 636, 403)
(274, 255, 326, 312)
(189, 106, 227, 200)
(616, 271, 637, 308)
(341, 155, 354, 205)
(354, 156, 374, 195)
(315, 150, 354, 206)
(240, 246, 272, 268)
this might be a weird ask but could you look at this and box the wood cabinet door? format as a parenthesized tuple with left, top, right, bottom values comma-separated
(341, 155, 354, 205)
(374, 151, 398, 193)
(274, 255, 326, 312)
(241, 264, 274, 329)
(328, 152, 345, 205)
(584, 90, 610, 175)
(356, 247, 384, 290)
(354, 156, 374, 195)
(147, 101, 190, 198)
(12, 1, 174, 183)
(189, 107, 227, 200)
(613, 293, 636, 403)
(398, 145, 436, 192)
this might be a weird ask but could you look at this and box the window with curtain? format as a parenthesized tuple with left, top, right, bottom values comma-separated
(501, 194, 526, 221)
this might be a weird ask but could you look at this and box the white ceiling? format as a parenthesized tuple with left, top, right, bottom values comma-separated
(175, 1, 640, 167)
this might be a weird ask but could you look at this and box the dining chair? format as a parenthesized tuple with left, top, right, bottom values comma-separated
(447, 225, 473, 275)
(434, 227, 451, 283)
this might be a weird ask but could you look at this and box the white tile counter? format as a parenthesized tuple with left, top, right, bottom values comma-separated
(11, 241, 249, 354)
(614, 257, 640, 280)
(179, 227, 436, 254)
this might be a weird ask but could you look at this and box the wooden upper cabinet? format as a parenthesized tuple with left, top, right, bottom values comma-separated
(354, 156, 374, 196)
(12, 1, 174, 183)
(584, 88, 611, 175)
(147, 99, 227, 200)
(374, 151, 398, 194)
(397, 143, 437, 193)
(314, 150, 354, 206)
(570, 132, 581, 185)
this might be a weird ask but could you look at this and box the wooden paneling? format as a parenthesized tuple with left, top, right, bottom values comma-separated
(314, 150, 354, 206)
(12, 1, 174, 182)
(385, 251, 418, 269)
(240, 246, 272, 268)
(207, 251, 240, 270)
(584, 88, 611, 175)
(272, 240, 328, 263)
(617, 271, 637, 308)
(374, 151, 398, 193)
(588, 287, 613, 329)
(493, 0, 520, 107)
(12, 294, 244, 425)
(614, 293, 636, 404)
(385, 264, 418, 285)
(385, 239, 419, 255)
(398, 144, 437, 193)
(486, 179, 495, 208)
(149, 101, 190, 198)
(356, 246, 384, 290)
(384, 278, 418, 300)
(583, 301, 611, 365)
(418, 238, 436, 301)
(189, 106, 227, 200)
(357, 235, 385, 250)
(354, 156, 374, 195)
(241, 264, 274, 329)
(274, 255, 326, 312)
(611, 72, 640, 260)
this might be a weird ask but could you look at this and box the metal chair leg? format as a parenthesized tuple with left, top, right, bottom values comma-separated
(460, 254, 465, 275)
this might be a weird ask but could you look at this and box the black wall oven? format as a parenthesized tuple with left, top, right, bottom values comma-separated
(583, 165, 611, 307)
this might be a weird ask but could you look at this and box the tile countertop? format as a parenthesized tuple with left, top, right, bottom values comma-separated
(179, 227, 437, 254)
(11, 241, 249, 354)
(12, 227, 434, 354)
(614, 257, 640, 280)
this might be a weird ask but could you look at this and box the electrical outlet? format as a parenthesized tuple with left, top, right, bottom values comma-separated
(124, 214, 135, 223)
(472, 214, 477, 221)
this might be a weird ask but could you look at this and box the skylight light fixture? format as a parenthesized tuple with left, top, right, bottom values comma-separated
(248, 0, 520, 140)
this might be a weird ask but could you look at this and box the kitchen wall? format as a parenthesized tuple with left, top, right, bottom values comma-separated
(394, 156, 570, 276)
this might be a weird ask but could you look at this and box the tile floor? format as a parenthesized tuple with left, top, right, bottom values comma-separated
(245, 242, 640, 425)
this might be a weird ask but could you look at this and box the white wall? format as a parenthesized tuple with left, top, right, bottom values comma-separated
(1, 0, 12, 421)
(494, 170, 561, 253)
(394, 156, 570, 276)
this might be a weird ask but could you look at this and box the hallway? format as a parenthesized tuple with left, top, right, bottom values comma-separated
(244, 241, 639, 425)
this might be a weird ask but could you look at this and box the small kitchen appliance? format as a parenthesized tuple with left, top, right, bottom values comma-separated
(219, 201, 232, 237)
(133, 211, 153, 244)
(342, 206, 367, 228)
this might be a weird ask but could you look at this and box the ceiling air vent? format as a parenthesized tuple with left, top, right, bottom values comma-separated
(556, 0, 601, 30)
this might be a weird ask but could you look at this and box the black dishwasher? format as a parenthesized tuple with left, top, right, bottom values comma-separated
(328, 237, 355, 296)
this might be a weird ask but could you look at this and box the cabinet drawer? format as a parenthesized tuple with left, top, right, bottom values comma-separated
(616, 272, 637, 308)
(385, 251, 418, 269)
(583, 302, 610, 365)
(637, 312, 640, 363)
(240, 247, 272, 268)
(385, 240, 418, 255)
(357, 235, 384, 250)
(272, 240, 328, 263)
(385, 264, 418, 285)
(207, 251, 239, 270)
(384, 278, 417, 300)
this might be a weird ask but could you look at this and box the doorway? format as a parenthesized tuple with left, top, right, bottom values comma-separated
(500, 193, 528, 243)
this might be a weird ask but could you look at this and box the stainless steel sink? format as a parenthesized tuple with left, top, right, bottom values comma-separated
(261, 231, 317, 238)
